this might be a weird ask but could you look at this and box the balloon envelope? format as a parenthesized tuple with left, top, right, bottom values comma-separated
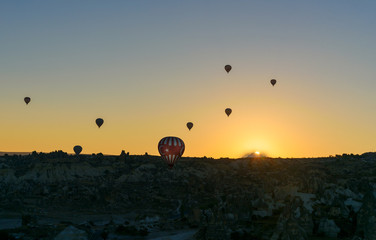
(24, 97, 31, 105)
(270, 79, 277, 86)
(186, 122, 193, 131)
(158, 136, 185, 169)
(224, 65, 232, 73)
(96, 118, 104, 128)
(73, 145, 82, 155)
(225, 108, 232, 117)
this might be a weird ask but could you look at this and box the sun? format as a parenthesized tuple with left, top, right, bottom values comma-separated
(255, 151, 260, 155)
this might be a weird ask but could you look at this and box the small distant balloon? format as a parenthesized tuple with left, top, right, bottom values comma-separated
(186, 122, 193, 131)
(158, 136, 185, 169)
(270, 79, 277, 86)
(96, 118, 104, 128)
(224, 65, 232, 73)
(24, 97, 31, 105)
(225, 108, 232, 117)
(73, 145, 82, 155)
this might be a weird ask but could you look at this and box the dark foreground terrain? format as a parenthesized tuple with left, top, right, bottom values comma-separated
(0, 151, 376, 239)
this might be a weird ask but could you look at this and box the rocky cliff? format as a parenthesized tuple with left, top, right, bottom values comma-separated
(0, 152, 375, 239)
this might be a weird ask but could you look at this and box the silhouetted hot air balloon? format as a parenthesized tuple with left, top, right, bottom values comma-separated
(96, 118, 104, 128)
(24, 97, 31, 105)
(73, 145, 82, 155)
(158, 136, 185, 169)
(224, 65, 232, 73)
(270, 79, 277, 86)
(186, 122, 193, 131)
(225, 108, 232, 117)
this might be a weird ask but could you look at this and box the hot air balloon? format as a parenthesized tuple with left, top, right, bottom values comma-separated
(224, 65, 232, 73)
(158, 136, 185, 169)
(225, 108, 232, 117)
(24, 97, 31, 105)
(270, 79, 277, 86)
(73, 145, 82, 155)
(186, 122, 193, 131)
(96, 118, 104, 128)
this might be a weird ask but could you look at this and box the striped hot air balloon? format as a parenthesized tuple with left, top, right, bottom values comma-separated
(158, 136, 185, 169)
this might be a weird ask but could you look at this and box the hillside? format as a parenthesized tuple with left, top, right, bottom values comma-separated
(0, 152, 375, 239)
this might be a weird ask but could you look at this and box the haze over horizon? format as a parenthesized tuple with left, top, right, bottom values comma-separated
(2, 1, 376, 158)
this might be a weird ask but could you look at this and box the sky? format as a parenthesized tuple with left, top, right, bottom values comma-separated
(1, 1, 376, 158)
